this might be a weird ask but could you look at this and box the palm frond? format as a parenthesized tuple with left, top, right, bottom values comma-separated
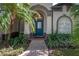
(0, 3, 35, 32)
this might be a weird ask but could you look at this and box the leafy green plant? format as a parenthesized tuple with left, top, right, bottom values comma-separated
(45, 34, 72, 49)
(69, 4, 79, 47)
(9, 33, 28, 48)
(50, 48, 79, 56)
(0, 4, 36, 47)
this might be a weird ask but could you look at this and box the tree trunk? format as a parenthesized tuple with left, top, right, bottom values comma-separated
(4, 13, 16, 48)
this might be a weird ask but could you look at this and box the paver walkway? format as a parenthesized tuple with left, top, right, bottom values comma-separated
(19, 39, 48, 56)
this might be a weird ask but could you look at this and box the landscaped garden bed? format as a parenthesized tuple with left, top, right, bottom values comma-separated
(0, 33, 31, 56)
(45, 33, 79, 56)
(45, 34, 72, 49)
(0, 47, 24, 56)
(49, 48, 79, 56)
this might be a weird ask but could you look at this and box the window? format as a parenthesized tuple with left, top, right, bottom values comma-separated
(37, 22, 42, 29)
(57, 16, 72, 34)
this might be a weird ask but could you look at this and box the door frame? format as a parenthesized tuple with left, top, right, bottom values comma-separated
(34, 19, 44, 37)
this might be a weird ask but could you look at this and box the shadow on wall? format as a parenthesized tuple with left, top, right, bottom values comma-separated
(2, 32, 23, 41)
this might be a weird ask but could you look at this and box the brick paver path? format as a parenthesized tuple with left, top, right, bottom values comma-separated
(19, 39, 48, 56)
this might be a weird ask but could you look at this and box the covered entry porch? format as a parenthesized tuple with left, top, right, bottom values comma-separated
(24, 4, 52, 39)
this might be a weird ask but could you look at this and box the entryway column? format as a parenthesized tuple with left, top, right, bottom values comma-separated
(24, 22, 30, 35)
(46, 16, 52, 34)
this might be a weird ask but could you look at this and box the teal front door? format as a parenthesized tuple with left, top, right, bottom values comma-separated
(35, 20, 43, 36)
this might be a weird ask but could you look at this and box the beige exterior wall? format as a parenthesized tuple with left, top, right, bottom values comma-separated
(24, 22, 30, 34)
(24, 16, 52, 34)
(0, 4, 73, 35)
(46, 16, 52, 34)
(24, 4, 72, 35)
(31, 3, 52, 10)
(53, 5, 72, 33)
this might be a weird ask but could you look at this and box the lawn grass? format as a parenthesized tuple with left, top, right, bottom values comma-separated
(50, 48, 79, 56)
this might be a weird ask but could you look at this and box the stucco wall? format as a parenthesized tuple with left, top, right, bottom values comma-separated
(46, 16, 52, 34)
(24, 22, 30, 34)
(31, 3, 52, 10)
(24, 4, 72, 35)
(53, 5, 72, 33)
(24, 16, 52, 34)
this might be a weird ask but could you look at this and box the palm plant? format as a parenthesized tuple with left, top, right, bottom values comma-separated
(70, 4, 79, 46)
(0, 3, 35, 47)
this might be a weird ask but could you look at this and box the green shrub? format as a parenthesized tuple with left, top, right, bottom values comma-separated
(46, 34, 72, 48)
(71, 35, 79, 48)
(9, 33, 28, 48)
(0, 33, 30, 56)
(50, 48, 79, 56)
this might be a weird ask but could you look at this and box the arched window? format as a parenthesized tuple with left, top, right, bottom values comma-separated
(57, 15, 72, 34)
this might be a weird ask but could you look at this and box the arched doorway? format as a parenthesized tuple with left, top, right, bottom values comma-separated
(33, 10, 45, 37)
(31, 4, 48, 37)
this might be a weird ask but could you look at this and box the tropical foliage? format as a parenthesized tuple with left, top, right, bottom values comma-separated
(50, 48, 79, 56)
(70, 4, 79, 47)
(9, 33, 28, 48)
(0, 3, 35, 33)
(0, 3, 35, 47)
(45, 34, 72, 48)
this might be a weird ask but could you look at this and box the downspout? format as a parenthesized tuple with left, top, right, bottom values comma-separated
(51, 6, 53, 34)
